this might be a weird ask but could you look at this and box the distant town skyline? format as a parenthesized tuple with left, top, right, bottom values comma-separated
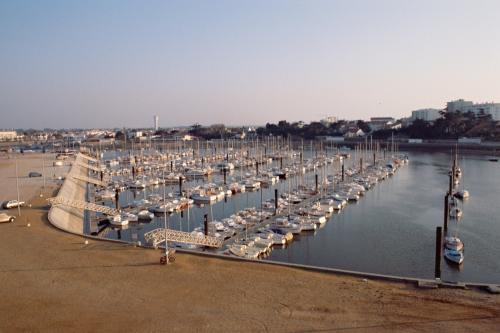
(1, 0, 500, 129)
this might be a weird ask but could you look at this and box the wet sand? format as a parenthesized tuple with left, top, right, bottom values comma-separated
(0, 155, 499, 332)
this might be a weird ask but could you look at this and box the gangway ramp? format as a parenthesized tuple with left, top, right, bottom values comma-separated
(47, 197, 119, 216)
(75, 160, 104, 173)
(144, 228, 223, 248)
(78, 153, 99, 163)
(71, 174, 107, 187)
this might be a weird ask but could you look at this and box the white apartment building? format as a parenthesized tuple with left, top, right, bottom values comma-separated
(411, 108, 442, 122)
(447, 99, 500, 121)
(320, 116, 337, 126)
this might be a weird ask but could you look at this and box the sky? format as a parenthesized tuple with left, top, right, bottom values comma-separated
(1, 0, 500, 129)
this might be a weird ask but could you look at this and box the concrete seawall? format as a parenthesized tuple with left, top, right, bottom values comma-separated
(47, 154, 87, 235)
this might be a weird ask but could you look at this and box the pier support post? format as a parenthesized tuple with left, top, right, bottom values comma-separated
(132, 166, 135, 180)
(341, 161, 345, 182)
(223, 168, 227, 185)
(204, 214, 208, 236)
(274, 189, 278, 215)
(315, 174, 318, 193)
(170, 160, 173, 172)
(444, 194, 449, 231)
(179, 176, 183, 196)
(435, 226, 442, 280)
(115, 188, 120, 210)
(373, 152, 376, 166)
(360, 157, 363, 174)
(280, 157, 283, 169)
(448, 174, 453, 195)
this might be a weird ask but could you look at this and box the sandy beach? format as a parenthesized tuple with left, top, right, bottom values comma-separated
(0, 155, 499, 332)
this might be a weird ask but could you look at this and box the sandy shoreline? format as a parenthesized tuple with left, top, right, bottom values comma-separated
(0, 154, 499, 332)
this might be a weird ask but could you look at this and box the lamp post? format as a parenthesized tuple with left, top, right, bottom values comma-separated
(163, 169, 169, 264)
(15, 156, 21, 216)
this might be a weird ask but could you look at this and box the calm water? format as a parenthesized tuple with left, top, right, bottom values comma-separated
(94, 151, 500, 284)
(268, 152, 500, 284)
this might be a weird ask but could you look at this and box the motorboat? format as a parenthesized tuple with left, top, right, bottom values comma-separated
(449, 207, 463, 219)
(127, 180, 146, 190)
(149, 203, 175, 214)
(444, 248, 464, 265)
(138, 210, 154, 221)
(445, 236, 464, 252)
(122, 212, 138, 223)
(109, 214, 129, 226)
(191, 193, 217, 204)
(454, 190, 469, 200)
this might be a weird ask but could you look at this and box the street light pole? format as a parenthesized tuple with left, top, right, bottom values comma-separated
(163, 169, 169, 264)
(42, 156, 46, 189)
(15, 156, 21, 217)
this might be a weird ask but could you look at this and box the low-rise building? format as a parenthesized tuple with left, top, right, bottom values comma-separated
(369, 117, 395, 131)
(0, 131, 18, 141)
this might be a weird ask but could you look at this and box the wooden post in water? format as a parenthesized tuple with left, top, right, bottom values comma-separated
(223, 168, 227, 185)
(178, 176, 183, 196)
(444, 194, 449, 231)
(448, 174, 453, 195)
(170, 160, 173, 172)
(274, 189, 278, 215)
(373, 152, 376, 166)
(280, 157, 283, 169)
(256, 161, 259, 175)
(360, 157, 363, 174)
(315, 174, 318, 193)
(341, 160, 345, 182)
(115, 188, 120, 210)
(204, 214, 208, 236)
(435, 226, 442, 280)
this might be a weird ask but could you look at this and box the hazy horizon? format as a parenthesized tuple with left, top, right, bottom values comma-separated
(1, 0, 500, 129)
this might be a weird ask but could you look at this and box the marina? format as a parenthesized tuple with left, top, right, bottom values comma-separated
(48, 141, 500, 285)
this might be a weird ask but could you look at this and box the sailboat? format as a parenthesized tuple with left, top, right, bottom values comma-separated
(445, 184, 465, 265)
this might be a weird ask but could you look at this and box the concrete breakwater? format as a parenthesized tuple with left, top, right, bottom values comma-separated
(47, 154, 87, 235)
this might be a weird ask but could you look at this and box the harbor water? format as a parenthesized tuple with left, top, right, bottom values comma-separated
(91, 151, 500, 284)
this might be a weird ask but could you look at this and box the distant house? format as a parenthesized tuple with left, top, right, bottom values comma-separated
(344, 129, 365, 138)
(368, 117, 395, 131)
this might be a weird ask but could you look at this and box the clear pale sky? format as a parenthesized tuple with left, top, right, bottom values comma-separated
(1, 0, 499, 129)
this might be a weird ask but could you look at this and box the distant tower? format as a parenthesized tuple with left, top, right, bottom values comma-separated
(153, 115, 159, 131)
